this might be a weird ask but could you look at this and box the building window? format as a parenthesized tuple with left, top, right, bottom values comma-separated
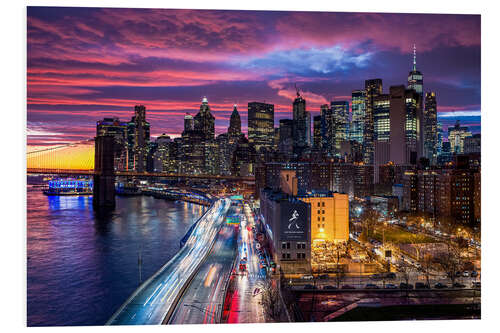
(317, 210, 321, 214)
(281, 242, 286, 249)
(322, 202, 325, 207)
(287, 253, 291, 259)
(322, 210, 325, 214)
(322, 217, 325, 221)
(287, 242, 290, 249)
(317, 202, 321, 207)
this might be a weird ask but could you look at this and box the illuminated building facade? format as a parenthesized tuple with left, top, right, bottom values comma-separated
(298, 191, 349, 244)
(331, 100, 350, 156)
(248, 102, 274, 154)
(448, 120, 473, 154)
(424, 92, 438, 163)
(351, 90, 366, 145)
(96, 117, 127, 170)
(363, 78, 383, 164)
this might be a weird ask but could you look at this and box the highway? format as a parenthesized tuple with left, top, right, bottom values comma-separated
(168, 207, 238, 324)
(226, 203, 266, 323)
(106, 198, 231, 325)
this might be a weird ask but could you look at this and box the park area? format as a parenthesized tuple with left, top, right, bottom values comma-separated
(370, 227, 435, 244)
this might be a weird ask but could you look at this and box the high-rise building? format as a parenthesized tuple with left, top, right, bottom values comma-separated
(279, 119, 294, 158)
(373, 94, 391, 183)
(448, 120, 473, 154)
(407, 45, 424, 158)
(184, 113, 194, 132)
(389, 85, 420, 165)
(320, 104, 334, 156)
(331, 101, 350, 156)
(292, 88, 310, 156)
(464, 134, 481, 154)
(424, 92, 438, 163)
(364, 79, 383, 164)
(248, 102, 274, 154)
(350, 90, 366, 145)
(96, 117, 127, 170)
(436, 122, 443, 155)
(194, 97, 215, 141)
(228, 104, 241, 141)
(313, 115, 322, 150)
(132, 105, 150, 172)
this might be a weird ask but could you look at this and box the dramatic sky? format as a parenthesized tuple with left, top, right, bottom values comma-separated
(27, 7, 481, 146)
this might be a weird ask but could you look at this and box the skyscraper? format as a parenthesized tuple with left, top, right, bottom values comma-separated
(194, 97, 215, 141)
(313, 115, 322, 150)
(364, 79, 383, 164)
(350, 90, 366, 145)
(184, 113, 194, 132)
(132, 105, 150, 172)
(424, 92, 438, 163)
(331, 101, 350, 156)
(292, 88, 309, 156)
(320, 104, 334, 156)
(228, 104, 241, 141)
(279, 119, 294, 158)
(389, 85, 420, 165)
(448, 120, 473, 154)
(407, 44, 424, 158)
(248, 102, 274, 154)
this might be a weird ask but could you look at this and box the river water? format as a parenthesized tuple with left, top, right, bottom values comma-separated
(26, 186, 207, 326)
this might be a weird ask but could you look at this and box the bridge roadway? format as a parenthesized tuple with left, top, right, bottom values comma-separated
(106, 198, 231, 325)
(26, 168, 255, 182)
(168, 207, 239, 324)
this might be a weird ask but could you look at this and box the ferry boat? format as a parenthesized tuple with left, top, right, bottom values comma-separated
(43, 179, 93, 196)
(115, 182, 142, 196)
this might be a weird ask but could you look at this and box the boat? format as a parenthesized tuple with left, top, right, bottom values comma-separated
(115, 182, 142, 196)
(43, 178, 93, 196)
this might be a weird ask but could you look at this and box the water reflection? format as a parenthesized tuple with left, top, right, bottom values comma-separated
(27, 189, 206, 326)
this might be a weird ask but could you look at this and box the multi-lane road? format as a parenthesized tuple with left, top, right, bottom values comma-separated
(106, 199, 231, 325)
(168, 208, 239, 324)
(226, 203, 267, 323)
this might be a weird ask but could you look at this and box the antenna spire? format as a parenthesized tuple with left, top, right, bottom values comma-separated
(295, 83, 300, 97)
(413, 44, 417, 71)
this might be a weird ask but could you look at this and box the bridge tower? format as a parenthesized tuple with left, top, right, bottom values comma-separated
(93, 135, 116, 209)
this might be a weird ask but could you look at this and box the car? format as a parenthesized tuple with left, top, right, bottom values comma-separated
(455, 271, 462, 277)
(453, 282, 466, 288)
(470, 271, 478, 278)
(385, 283, 398, 289)
(304, 284, 317, 290)
(341, 284, 356, 289)
(370, 274, 382, 280)
(385, 272, 396, 279)
(472, 282, 481, 289)
(301, 274, 314, 280)
(400, 282, 414, 290)
(434, 282, 448, 289)
(323, 285, 337, 290)
(462, 271, 470, 277)
(318, 274, 329, 280)
(415, 282, 430, 289)
(365, 283, 380, 289)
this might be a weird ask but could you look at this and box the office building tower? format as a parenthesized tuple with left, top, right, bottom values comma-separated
(194, 96, 215, 140)
(331, 101, 350, 156)
(373, 94, 391, 183)
(132, 105, 150, 172)
(389, 85, 420, 165)
(448, 120, 473, 154)
(292, 88, 309, 156)
(184, 113, 194, 132)
(248, 102, 275, 154)
(407, 45, 424, 158)
(464, 134, 481, 154)
(313, 115, 322, 150)
(436, 122, 443, 155)
(424, 92, 438, 163)
(350, 90, 366, 145)
(320, 104, 334, 156)
(228, 104, 241, 141)
(279, 119, 294, 157)
(364, 79, 383, 164)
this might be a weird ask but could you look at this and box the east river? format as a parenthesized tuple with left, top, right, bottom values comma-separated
(27, 185, 207, 326)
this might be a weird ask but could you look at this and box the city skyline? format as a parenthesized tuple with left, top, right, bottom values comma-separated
(27, 7, 480, 147)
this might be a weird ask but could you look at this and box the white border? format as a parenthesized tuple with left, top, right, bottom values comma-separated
(2, 1, 498, 333)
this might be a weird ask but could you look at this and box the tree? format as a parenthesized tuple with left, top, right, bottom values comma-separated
(259, 279, 282, 321)
(420, 254, 434, 287)
(360, 205, 380, 239)
(437, 243, 462, 286)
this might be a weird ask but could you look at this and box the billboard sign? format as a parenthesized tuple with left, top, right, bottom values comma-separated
(280, 201, 308, 241)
